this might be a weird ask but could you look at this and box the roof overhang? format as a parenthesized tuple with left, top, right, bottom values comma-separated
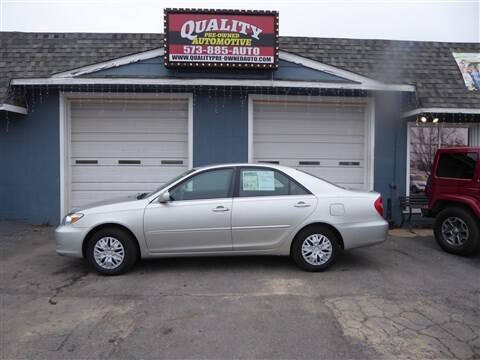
(10, 48, 415, 93)
(402, 107, 480, 118)
(0, 103, 28, 115)
(10, 76, 414, 92)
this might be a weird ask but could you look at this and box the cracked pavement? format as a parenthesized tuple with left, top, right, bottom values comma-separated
(1, 221, 479, 359)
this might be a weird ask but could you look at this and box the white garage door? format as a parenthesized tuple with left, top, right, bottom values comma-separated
(69, 99, 189, 208)
(252, 98, 371, 190)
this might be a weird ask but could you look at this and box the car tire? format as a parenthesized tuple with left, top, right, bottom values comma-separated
(434, 207, 480, 256)
(86, 227, 138, 275)
(291, 226, 340, 271)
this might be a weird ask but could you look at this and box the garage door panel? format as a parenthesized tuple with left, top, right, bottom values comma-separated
(71, 103, 187, 117)
(253, 103, 364, 114)
(299, 167, 364, 180)
(72, 141, 188, 158)
(72, 165, 185, 183)
(253, 134, 364, 144)
(72, 118, 187, 134)
(72, 132, 187, 142)
(72, 158, 187, 166)
(255, 122, 364, 136)
(254, 142, 364, 159)
(255, 158, 365, 167)
(72, 181, 168, 192)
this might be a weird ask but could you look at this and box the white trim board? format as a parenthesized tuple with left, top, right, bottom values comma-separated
(58, 91, 194, 220)
(403, 107, 480, 118)
(11, 76, 413, 92)
(0, 103, 28, 114)
(53, 48, 165, 78)
(248, 94, 375, 191)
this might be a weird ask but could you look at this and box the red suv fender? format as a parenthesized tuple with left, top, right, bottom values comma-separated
(432, 194, 480, 218)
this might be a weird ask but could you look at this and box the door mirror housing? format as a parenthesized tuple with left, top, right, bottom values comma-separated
(159, 191, 171, 203)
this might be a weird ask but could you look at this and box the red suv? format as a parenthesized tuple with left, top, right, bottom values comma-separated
(425, 147, 480, 255)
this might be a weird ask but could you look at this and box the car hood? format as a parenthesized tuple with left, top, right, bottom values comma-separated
(71, 194, 142, 213)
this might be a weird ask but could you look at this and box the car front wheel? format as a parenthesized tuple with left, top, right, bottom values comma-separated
(86, 227, 138, 275)
(291, 226, 339, 271)
(434, 207, 480, 256)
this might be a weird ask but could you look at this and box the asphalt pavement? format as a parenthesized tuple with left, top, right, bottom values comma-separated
(1, 221, 479, 359)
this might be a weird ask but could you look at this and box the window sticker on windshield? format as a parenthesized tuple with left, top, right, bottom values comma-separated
(242, 170, 275, 191)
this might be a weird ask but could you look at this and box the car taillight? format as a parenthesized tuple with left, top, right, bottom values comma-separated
(374, 196, 384, 217)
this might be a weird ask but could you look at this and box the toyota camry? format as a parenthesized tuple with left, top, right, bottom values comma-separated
(55, 163, 388, 275)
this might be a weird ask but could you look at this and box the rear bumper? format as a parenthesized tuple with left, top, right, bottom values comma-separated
(339, 219, 389, 250)
(55, 225, 88, 258)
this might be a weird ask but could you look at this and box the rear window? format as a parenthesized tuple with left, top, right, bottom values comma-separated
(436, 153, 478, 179)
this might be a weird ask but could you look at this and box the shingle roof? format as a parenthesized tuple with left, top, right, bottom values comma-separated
(1, 32, 479, 109)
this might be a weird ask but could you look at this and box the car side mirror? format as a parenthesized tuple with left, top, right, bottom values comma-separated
(159, 191, 171, 203)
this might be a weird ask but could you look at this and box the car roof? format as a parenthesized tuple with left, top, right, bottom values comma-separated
(193, 163, 294, 172)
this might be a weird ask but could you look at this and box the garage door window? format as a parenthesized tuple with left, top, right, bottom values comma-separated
(239, 168, 309, 197)
(170, 169, 234, 201)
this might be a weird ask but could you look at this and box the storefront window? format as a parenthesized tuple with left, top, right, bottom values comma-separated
(409, 125, 469, 193)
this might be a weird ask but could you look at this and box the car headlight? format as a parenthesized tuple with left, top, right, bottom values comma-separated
(62, 213, 84, 225)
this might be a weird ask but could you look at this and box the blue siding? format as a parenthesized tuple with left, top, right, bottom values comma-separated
(193, 90, 248, 166)
(373, 92, 407, 225)
(0, 92, 60, 225)
(87, 57, 354, 83)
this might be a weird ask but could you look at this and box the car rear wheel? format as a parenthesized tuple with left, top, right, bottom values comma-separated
(86, 227, 138, 275)
(291, 226, 339, 271)
(434, 207, 480, 256)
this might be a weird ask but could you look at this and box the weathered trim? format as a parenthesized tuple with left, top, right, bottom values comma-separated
(0, 103, 28, 114)
(403, 107, 480, 118)
(52, 48, 165, 78)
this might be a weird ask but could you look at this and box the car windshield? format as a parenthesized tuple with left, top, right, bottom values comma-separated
(297, 169, 345, 189)
(137, 169, 195, 199)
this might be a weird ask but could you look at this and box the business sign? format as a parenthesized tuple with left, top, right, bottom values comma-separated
(453, 52, 480, 91)
(164, 8, 279, 69)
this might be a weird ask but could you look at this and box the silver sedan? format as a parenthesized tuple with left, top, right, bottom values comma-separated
(55, 164, 388, 275)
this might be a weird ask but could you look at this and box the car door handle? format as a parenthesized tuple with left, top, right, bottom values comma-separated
(212, 206, 229, 212)
(294, 201, 311, 208)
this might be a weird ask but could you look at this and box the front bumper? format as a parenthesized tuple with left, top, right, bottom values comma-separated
(55, 225, 89, 258)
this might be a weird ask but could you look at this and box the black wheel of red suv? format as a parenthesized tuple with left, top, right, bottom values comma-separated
(434, 207, 480, 256)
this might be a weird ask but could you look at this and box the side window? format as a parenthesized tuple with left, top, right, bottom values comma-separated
(239, 168, 309, 197)
(436, 153, 477, 179)
(170, 168, 233, 201)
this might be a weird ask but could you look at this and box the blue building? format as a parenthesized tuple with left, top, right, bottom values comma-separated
(1, 33, 479, 225)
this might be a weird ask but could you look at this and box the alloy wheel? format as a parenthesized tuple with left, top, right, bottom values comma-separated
(301, 233, 333, 265)
(93, 237, 125, 270)
(441, 216, 469, 247)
